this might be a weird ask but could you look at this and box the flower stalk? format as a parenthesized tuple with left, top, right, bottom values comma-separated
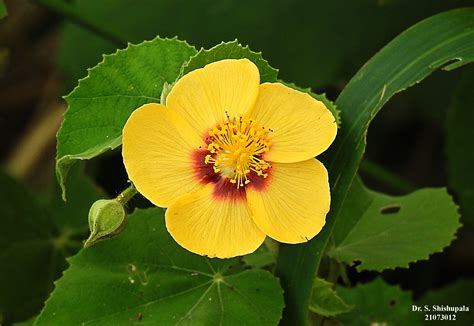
(116, 183, 138, 205)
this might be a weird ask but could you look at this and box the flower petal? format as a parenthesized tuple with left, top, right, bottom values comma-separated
(247, 159, 330, 243)
(166, 185, 265, 258)
(122, 103, 204, 207)
(166, 59, 260, 136)
(248, 83, 337, 163)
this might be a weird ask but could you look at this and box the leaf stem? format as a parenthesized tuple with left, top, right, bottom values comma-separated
(359, 159, 417, 193)
(116, 183, 138, 206)
(326, 259, 339, 284)
(35, 0, 126, 47)
(338, 262, 351, 287)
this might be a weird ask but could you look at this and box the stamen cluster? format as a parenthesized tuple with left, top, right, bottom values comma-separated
(204, 113, 271, 188)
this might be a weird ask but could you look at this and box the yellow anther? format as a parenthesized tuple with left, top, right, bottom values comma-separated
(203, 115, 271, 188)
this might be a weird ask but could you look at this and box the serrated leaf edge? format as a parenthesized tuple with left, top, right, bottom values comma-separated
(181, 39, 279, 79)
(56, 36, 197, 200)
(328, 187, 462, 272)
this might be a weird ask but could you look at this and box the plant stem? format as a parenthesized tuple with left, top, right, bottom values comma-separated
(35, 0, 126, 47)
(359, 159, 417, 193)
(264, 237, 279, 259)
(338, 262, 351, 287)
(326, 259, 339, 284)
(116, 184, 138, 205)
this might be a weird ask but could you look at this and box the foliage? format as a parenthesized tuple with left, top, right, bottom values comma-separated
(309, 278, 353, 317)
(446, 67, 474, 227)
(329, 178, 460, 271)
(35, 208, 284, 325)
(242, 245, 275, 269)
(274, 8, 474, 324)
(56, 0, 471, 90)
(0, 166, 103, 324)
(56, 37, 197, 199)
(418, 280, 474, 324)
(182, 40, 278, 83)
(337, 279, 419, 325)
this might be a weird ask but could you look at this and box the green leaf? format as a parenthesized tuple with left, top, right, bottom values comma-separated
(337, 279, 419, 326)
(35, 208, 284, 325)
(48, 166, 105, 234)
(242, 244, 275, 269)
(417, 280, 474, 324)
(0, 171, 54, 325)
(275, 8, 474, 324)
(182, 40, 278, 82)
(0, 166, 103, 325)
(56, 37, 197, 199)
(309, 278, 353, 317)
(446, 67, 474, 227)
(329, 178, 460, 271)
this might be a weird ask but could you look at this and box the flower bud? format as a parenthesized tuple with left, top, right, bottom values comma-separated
(84, 199, 127, 248)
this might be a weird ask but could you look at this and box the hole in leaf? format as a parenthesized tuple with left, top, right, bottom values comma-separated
(437, 57, 463, 71)
(389, 299, 397, 306)
(380, 204, 401, 215)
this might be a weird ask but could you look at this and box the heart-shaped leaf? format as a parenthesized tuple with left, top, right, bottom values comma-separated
(35, 208, 284, 325)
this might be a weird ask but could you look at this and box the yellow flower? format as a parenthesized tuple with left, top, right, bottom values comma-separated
(122, 59, 337, 258)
